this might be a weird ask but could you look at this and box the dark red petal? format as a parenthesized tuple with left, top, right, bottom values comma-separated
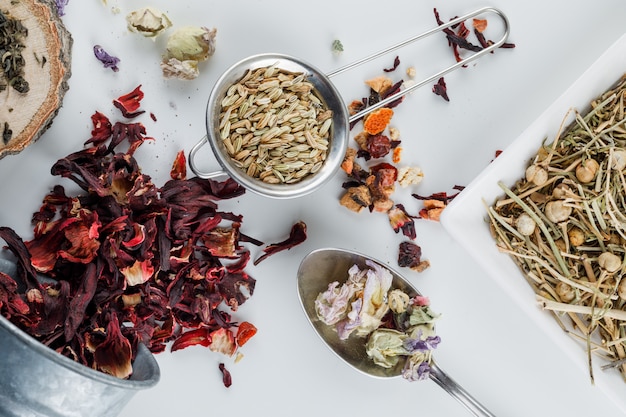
(253, 221, 307, 265)
(219, 363, 232, 388)
(94, 313, 133, 379)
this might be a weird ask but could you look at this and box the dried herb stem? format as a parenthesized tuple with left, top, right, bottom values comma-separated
(538, 296, 626, 322)
(488, 75, 626, 382)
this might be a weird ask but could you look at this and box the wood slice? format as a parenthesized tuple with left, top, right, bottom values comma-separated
(0, 0, 72, 159)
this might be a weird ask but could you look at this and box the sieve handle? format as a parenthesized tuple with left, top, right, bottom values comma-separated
(325, 6, 511, 124)
(188, 135, 229, 179)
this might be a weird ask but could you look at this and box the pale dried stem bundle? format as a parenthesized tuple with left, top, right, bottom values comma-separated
(487, 75, 626, 383)
(218, 64, 333, 184)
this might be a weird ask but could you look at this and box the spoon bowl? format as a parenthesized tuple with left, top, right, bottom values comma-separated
(297, 247, 496, 417)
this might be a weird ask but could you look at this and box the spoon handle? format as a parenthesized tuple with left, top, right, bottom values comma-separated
(429, 363, 496, 417)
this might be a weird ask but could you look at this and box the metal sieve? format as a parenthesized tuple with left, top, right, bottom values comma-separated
(189, 7, 510, 199)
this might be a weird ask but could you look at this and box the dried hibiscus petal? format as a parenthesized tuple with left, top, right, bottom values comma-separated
(383, 55, 400, 73)
(253, 221, 307, 265)
(86, 111, 113, 146)
(170, 327, 210, 352)
(432, 77, 449, 102)
(170, 150, 187, 180)
(113, 85, 146, 118)
(94, 312, 133, 379)
(219, 363, 232, 388)
(388, 204, 416, 240)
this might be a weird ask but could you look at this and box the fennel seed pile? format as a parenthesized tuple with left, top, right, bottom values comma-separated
(218, 64, 332, 184)
(488, 75, 626, 383)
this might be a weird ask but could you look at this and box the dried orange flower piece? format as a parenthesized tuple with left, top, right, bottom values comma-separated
(365, 75, 393, 93)
(363, 107, 394, 135)
(472, 18, 488, 33)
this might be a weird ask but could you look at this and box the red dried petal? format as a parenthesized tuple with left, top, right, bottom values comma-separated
(171, 328, 211, 352)
(235, 321, 257, 347)
(121, 259, 155, 287)
(217, 271, 256, 311)
(219, 363, 232, 388)
(432, 77, 450, 102)
(388, 204, 416, 239)
(170, 150, 187, 180)
(58, 222, 101, 264)
(85, 111, 113, 146)
(253, 221, 307, 265)
(113, 85, 145, 118)
(94, 313, 133, 379)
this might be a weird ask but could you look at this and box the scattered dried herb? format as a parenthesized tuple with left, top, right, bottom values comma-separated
(487, 75, 626, 383)
(0, 89, 275, 380)
(93, 44, 120, 72)
(432, 8, 516, 101)
(0, 9, 29, 94)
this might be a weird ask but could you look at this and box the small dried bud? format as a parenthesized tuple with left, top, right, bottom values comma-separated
(575, 158, 599, 183)
(552, 183, 572, 199)
(515, 213, 536, 236)
(598, 252, 621, 273)
(525, 164, 548, 186)
(544, 200, 572, 223)
(567, 227, 585, 247)
(556, 281, 576, 303)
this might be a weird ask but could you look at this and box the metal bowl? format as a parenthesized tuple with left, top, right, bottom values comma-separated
(189, 53, 350, 199)
(0, 259, 160, 417)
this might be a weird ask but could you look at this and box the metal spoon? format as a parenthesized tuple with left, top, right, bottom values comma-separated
(296, 247, 496, 417)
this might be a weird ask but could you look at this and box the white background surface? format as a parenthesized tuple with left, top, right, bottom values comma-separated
(2, 0, 626, 416)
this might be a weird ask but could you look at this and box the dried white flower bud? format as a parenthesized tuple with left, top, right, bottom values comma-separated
(164, 26, 217, 62)
(525, 164, 548, 186)
(556, 281, 576, 303)
(575, 158, 599, 183)
(544, 200, 572, 223)
(515, 213, 536, 236)
(598, 252, 622, 273)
